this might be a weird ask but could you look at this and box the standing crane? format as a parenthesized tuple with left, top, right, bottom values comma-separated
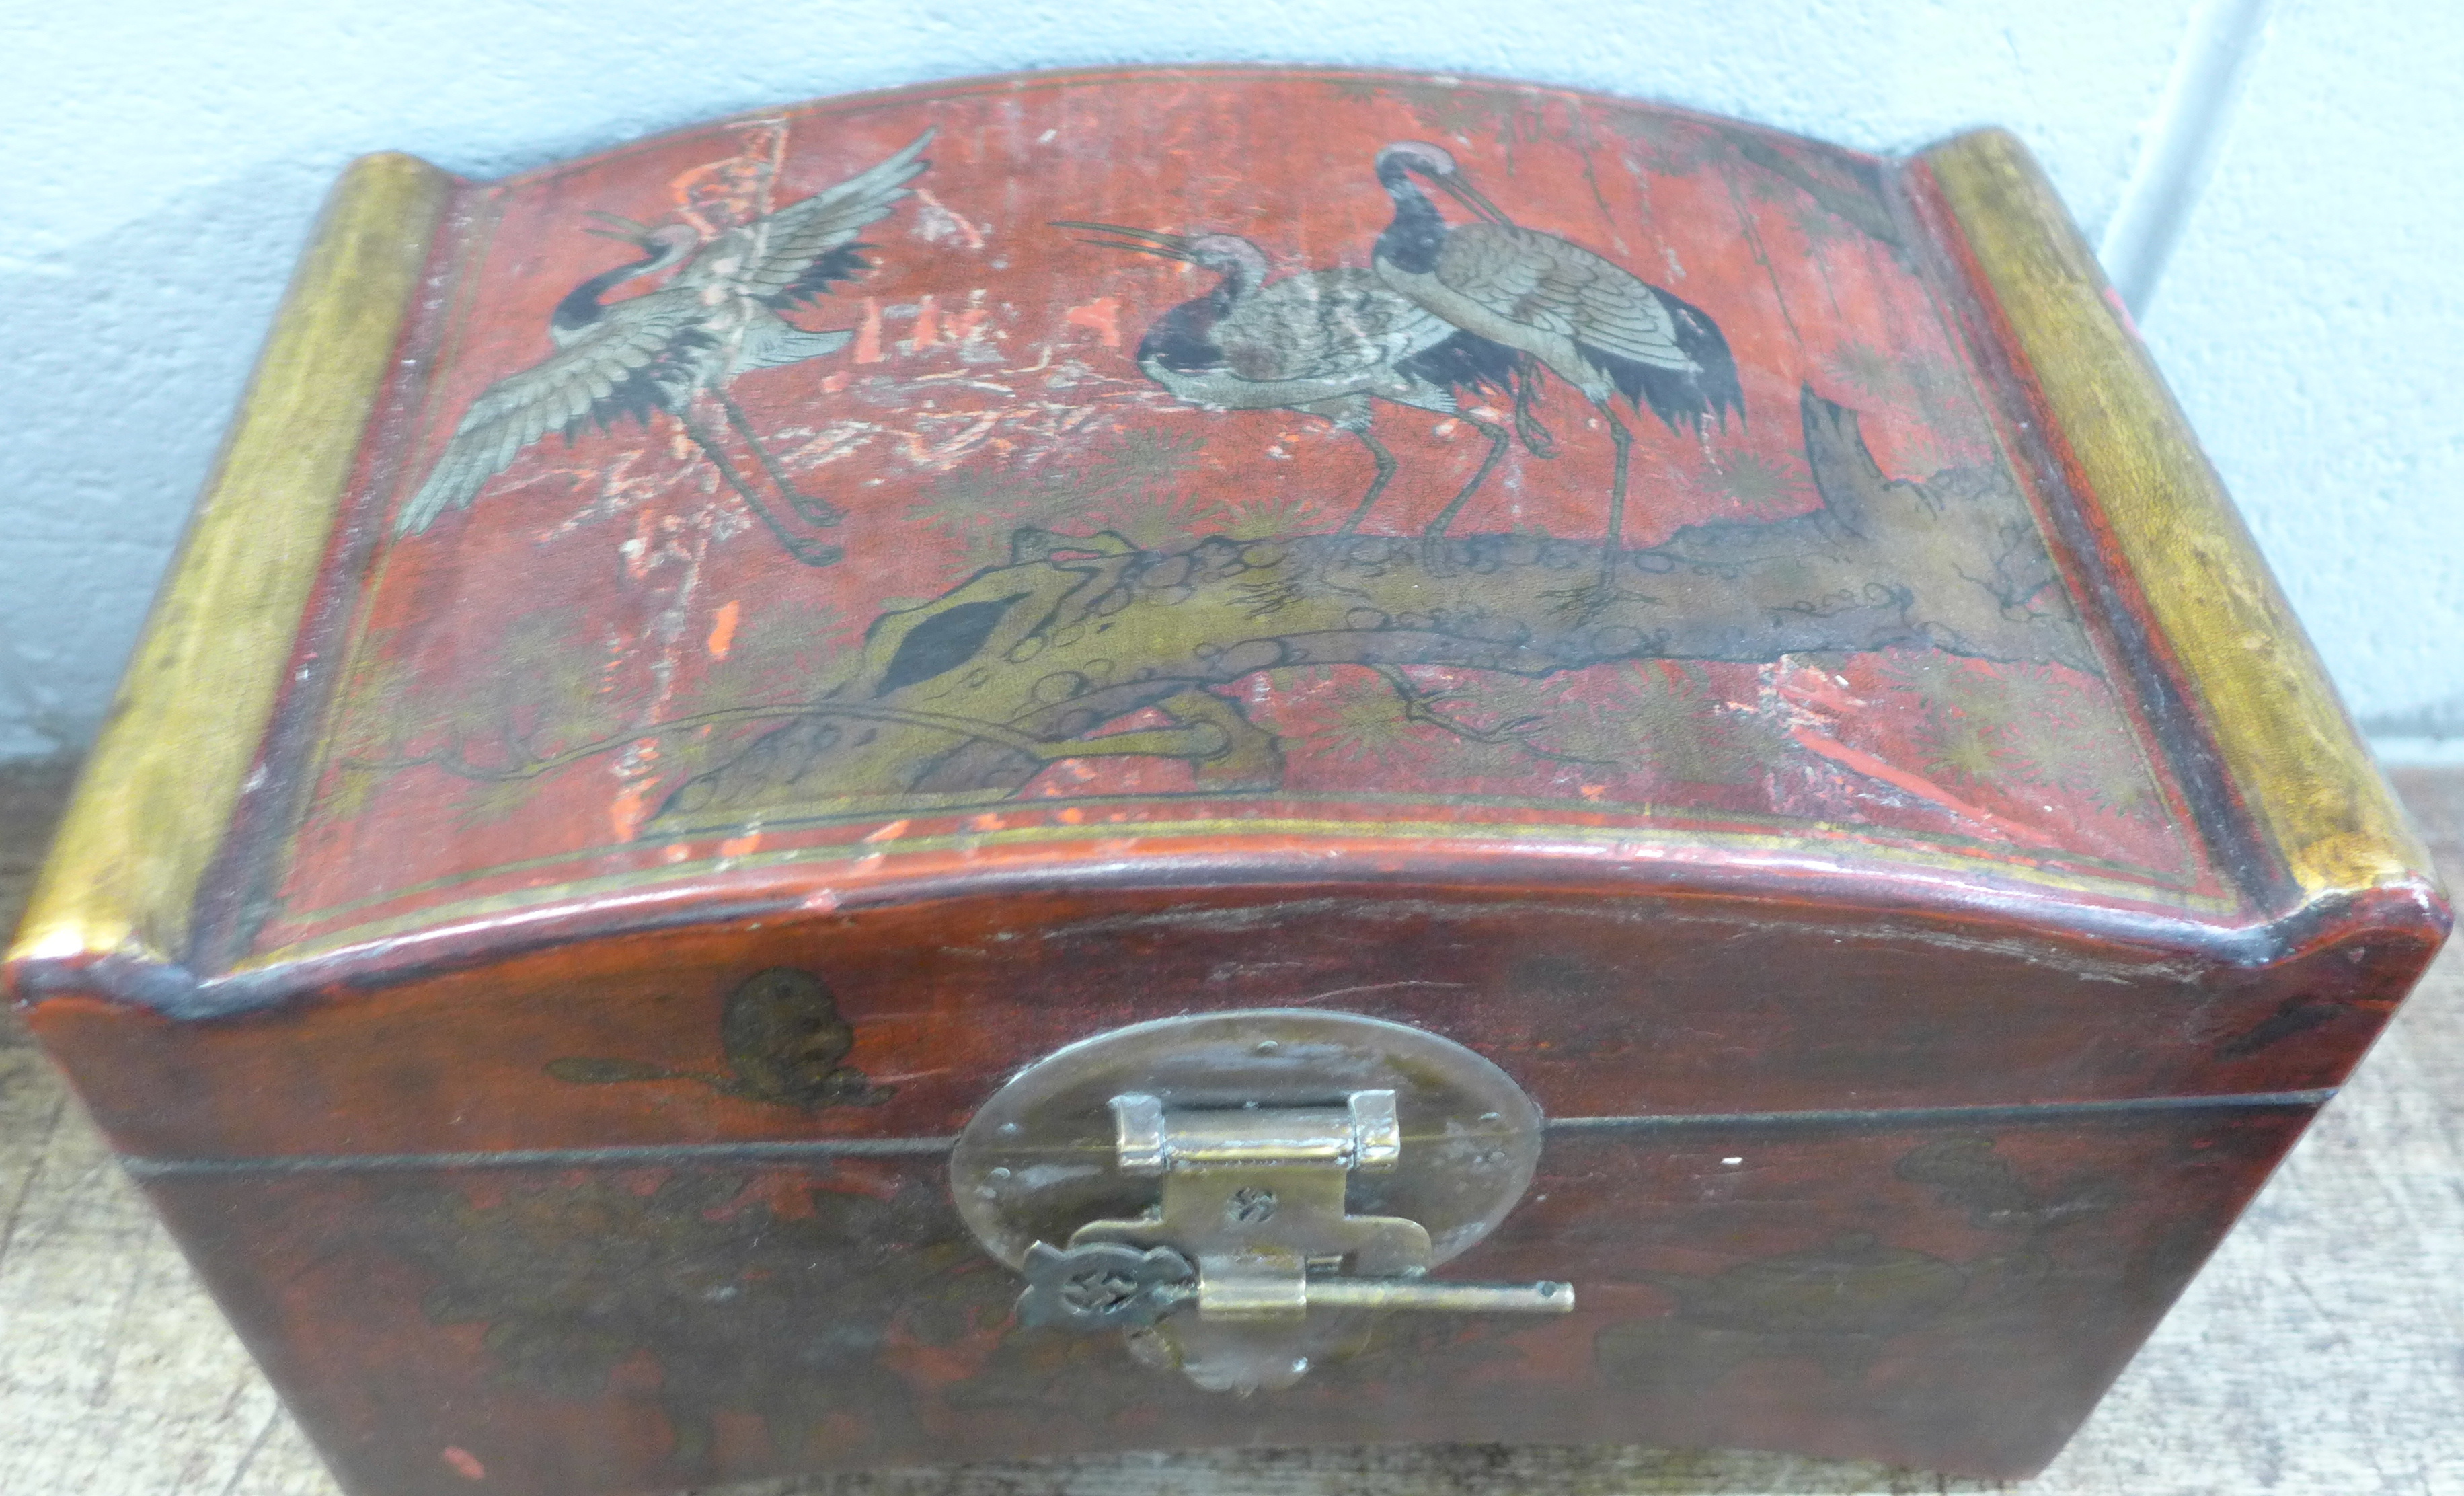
(1369, 141, 1743, 601)
(1054, 221, 1550, 541)
(394, 130, 935, 566)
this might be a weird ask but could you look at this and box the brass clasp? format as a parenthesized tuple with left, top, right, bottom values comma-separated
(952, 1010, 1565, 1392)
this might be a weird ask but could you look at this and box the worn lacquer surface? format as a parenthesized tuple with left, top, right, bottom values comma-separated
(247, 70, 2234, 964)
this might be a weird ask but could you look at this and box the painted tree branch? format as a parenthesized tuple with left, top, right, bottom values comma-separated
(652, 387, 2089, 831)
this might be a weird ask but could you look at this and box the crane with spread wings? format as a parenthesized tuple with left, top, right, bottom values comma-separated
(393, 130, 934, 566)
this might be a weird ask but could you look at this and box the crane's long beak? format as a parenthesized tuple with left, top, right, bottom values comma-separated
(581, 209, 654, 244)
(1435, 172, 1514, 227)
(1049, 220, 1200, 264)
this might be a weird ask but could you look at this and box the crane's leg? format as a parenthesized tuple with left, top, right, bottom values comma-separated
(1599, 402, 1633, 593)
(1510, 365, 1557, 458)
(1334, 426, 1400, 537)
(716, 389, 845, 525)
(677, 409, 843, 567)
(1420, 413, 1511, 572)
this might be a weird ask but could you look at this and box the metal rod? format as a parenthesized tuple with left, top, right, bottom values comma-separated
(1301, 1279, 1576, 1314)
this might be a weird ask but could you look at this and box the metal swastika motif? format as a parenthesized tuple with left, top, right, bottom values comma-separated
(1016, 1242, 1198, 1331)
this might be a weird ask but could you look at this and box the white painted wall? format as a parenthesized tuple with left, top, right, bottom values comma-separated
(1, 0, 2451, 759)
(2134, 0, 2464, 758)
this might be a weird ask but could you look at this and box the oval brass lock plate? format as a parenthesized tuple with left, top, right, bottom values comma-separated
(951, 1009, 1561, 1390)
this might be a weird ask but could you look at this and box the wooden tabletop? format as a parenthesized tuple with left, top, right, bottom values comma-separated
(3, 761, 2457, 1496)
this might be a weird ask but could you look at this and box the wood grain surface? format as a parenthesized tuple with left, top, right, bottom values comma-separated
(4, 761, 2457, 1496)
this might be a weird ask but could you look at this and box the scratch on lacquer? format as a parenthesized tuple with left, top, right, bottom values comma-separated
(610, 772, 660, 842)
(944, 293, 993, 349)
(609, 729, 676, 845)
(1787, 728, 2062, 851)
(892, 411, 1005, 470)
(911, 186, 987, 248)
(855, 297, 884, 363)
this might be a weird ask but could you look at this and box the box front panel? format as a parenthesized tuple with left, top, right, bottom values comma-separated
(144, 1100, 2307, 1491)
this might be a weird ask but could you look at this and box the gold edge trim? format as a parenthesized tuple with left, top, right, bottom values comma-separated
(244, 816, 2240, 970)
(1920, 129, 2438, 907)
(8, 153, 457, 972)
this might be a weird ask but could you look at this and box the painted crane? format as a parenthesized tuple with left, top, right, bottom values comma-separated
(1056, 221, 1550, 541)
(1370, 141, 1743, 600)
(394, 130, 935, 566)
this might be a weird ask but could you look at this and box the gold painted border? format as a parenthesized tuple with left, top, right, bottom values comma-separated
(273, 788, 2224, 932)
(9, 153, 455, 971)
(244, 810, 2239, 971)
(1921, 129, 2436, 906)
